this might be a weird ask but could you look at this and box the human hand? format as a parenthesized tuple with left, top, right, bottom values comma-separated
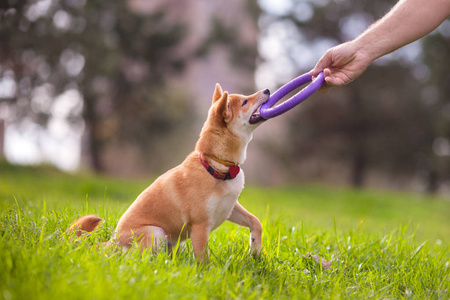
(310, 41, 373, 92)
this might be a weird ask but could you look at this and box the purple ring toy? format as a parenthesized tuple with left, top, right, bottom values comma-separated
(260, 71, 325, 119)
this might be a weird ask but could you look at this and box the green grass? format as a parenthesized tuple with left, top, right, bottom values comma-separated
(0, 161, 449, 299)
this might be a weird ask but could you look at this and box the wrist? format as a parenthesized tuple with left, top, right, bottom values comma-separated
(351, 36, 381, 64)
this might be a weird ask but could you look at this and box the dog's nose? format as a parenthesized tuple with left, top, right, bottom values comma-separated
(263, 89, 270, 95)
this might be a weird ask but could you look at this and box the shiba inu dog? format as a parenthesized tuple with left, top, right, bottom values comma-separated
(68, 84, 270, 262)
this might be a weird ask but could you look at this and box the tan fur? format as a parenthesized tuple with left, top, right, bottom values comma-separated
(69, 84, 269, 262)
(67, 215, 103, 237)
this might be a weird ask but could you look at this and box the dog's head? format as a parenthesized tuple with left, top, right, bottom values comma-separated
(208, 83, 270, 136)
(196, 84, 270, 162)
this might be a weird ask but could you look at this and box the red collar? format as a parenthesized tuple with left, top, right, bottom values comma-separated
(199, 153, 240, 180)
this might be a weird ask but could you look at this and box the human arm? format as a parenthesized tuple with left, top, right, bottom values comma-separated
(310, 0, 450, 91)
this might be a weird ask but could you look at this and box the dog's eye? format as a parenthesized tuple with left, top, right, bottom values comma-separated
(242, 99, 248, 106)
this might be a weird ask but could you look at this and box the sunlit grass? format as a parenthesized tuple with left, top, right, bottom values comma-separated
(0, 162, 449, 299)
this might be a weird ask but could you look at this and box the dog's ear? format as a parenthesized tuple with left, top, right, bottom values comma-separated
(215, 91, 231, 123)
(212, 83, 223, 103)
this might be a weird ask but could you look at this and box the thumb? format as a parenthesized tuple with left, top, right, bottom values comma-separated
(310, 52, 332, 77)
(309, 64, 322, 77)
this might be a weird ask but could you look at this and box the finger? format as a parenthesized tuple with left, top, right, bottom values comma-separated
(309, 68, 320, 77)
(310, 52, 333, 76)
(325, 75, 338, 87)
(323, 68, 333, 78)
(325, 75, 348, 88)
(321, 68, 347, 88)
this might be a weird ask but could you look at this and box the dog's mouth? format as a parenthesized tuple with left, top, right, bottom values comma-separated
(249, 90, 270, 125)
(249, 105, 266, 125)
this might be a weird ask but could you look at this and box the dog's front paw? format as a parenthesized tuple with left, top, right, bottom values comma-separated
(250, 235, 262, 257)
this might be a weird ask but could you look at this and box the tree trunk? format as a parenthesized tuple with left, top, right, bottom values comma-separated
(0, 119, 4, 158)
(426, 169, 439, 194)
(83, 96, 104, 173)
(351, 142, 366, 187)
(349, 91, 367, 188)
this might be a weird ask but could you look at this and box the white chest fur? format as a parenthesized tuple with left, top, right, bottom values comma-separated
(206, 173, 244, 231)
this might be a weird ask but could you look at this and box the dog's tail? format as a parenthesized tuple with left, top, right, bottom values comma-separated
(67, 215, 103, 237)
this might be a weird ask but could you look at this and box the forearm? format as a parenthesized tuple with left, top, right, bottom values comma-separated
(310, 0, 450, 90)
(354, 0, 450, 62)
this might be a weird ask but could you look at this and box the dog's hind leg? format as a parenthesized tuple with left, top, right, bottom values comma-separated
(136, 226, 169, 253)
(107, 226, 169, 253)
(227, 202, 263, 256)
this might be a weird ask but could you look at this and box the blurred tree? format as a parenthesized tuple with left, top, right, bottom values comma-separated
(421, 28, 450, 193)
(258, 0, 439, 190)
(0, 0, 191, 172)
(0, 119, 4, 158)
(196, 15, 258, 74)
(288, 64, 431, 187)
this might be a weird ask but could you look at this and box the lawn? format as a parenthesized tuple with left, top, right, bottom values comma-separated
(0, 161, 449, 299)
